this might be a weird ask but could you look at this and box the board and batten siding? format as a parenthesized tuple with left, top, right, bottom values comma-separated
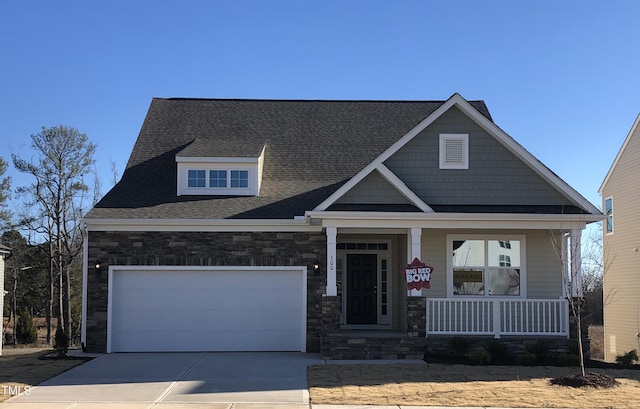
(601, 119, 640, 362)
(383, 106, 574, 206)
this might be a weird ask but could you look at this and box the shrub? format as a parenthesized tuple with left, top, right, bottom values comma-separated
(16, 307, 37, 344)
(448, 336, 471, 357)
(558, 353, 580, 367)
(516, 352, 537, 366)
(54, 326, 70, 357)
(527, 340, 550, 365)
(615, 350, 639, 366)
(485, 340, 512, 365)
(469, 350, 491, 365)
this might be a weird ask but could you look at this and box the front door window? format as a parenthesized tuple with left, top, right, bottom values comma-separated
(346, 254, 377, 324)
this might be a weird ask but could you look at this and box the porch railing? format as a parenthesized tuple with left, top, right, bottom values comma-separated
(426, 298, 569, 338)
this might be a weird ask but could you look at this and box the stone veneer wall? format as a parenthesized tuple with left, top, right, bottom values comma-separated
(86, 231, 326, 353)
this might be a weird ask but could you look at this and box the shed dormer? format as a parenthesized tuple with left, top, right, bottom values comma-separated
(176, 139, 265, 196)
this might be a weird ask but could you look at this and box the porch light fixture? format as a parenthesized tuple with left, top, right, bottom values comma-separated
(313, 260, 320, 271)
(95, 260, 102, 273)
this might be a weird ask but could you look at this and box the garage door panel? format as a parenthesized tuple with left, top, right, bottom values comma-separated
(115, 308, 303, 331)
(109, 268, 305, 352)
(113, 329, 302, 352)
(113, 270, 302, 290)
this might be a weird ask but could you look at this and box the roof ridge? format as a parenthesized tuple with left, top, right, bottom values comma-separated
(154, 97, 486, 104)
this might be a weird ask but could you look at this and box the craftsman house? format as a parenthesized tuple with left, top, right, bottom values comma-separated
(599, 113, 640, 363)
(82, 94, 602, 358)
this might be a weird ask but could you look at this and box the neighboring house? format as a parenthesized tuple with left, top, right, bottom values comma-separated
(0, 243, 12, 356)
(82, 94, 602, 358)
(599, 113, 640, 363)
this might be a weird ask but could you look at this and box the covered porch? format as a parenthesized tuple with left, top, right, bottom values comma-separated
(311, 214, 585, 359)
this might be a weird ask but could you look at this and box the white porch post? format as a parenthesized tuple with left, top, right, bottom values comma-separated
(326, 227, 337, 296)
(561, 232, 569, 299)
(407, 228, 422, 296)
(570, 229, 583, 298)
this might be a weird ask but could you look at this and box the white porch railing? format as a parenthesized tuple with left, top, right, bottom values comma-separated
(426, 298, 569, 338)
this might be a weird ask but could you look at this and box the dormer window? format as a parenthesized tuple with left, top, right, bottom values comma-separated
(176, 145, 265, 196)
(230, 170, 249, 188)
(188, 170, 206, 188)
(185, 168, 251, 191)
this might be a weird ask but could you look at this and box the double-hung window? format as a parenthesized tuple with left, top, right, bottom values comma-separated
(450, 236, 523, 297)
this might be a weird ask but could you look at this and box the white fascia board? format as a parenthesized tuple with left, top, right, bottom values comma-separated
(257, 145, 266, 194)
(599, 112, 640, 194)
(82, 218, 320, 232)
(175, 156, 260, 163)
(375, 165, 434, 212)
(315, 164, 433, 212)
(306, 210, 603, 230)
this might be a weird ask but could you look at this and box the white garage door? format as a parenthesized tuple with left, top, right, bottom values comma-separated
(108, 267, 306, 352)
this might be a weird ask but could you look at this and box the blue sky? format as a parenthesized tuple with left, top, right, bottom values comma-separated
(1, 1, 639, 212)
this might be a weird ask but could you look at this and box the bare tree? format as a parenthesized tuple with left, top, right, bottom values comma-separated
(0, 156, 11, 231)
(12, 126, 96, 340)
(109, 159, 119, 187)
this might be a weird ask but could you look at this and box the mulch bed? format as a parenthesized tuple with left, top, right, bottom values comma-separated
(551, 372, 619, 388)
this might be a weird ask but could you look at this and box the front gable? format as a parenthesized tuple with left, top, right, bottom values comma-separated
(384, 106, 572, 207)
(331, 167, 432, 212)
(318, 93, 600, 215)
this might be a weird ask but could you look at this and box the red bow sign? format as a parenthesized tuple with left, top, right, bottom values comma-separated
(404, 258, 433, 291)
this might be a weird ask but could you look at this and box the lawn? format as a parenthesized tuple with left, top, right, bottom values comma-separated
(0, 348, 91, 403)
(308, 362, 640, 409)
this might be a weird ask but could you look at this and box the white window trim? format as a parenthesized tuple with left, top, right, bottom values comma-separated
(177, 162, 258, 196)
(604, 196, 613, 235)
(439, 133, 469, 170)
(446, 234, 526, 298)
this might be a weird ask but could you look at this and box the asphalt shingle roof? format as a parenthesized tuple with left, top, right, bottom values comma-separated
(86, 98, 492, 220)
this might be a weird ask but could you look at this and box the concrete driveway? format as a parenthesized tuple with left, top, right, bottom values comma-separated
(6, 352, 325, 409)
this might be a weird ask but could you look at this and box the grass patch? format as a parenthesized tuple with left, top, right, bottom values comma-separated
(0, 348, 91, 402)
(308, 363, 640, 408)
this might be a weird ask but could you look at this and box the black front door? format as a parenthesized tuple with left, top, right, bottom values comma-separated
(346, 254, 377, 325)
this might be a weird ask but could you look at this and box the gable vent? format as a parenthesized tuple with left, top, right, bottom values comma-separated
(439, 134, 469, 169)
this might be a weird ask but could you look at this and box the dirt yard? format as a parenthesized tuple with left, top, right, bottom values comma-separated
(308, 362, 640, 409)
(0, 348, 90, 403)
